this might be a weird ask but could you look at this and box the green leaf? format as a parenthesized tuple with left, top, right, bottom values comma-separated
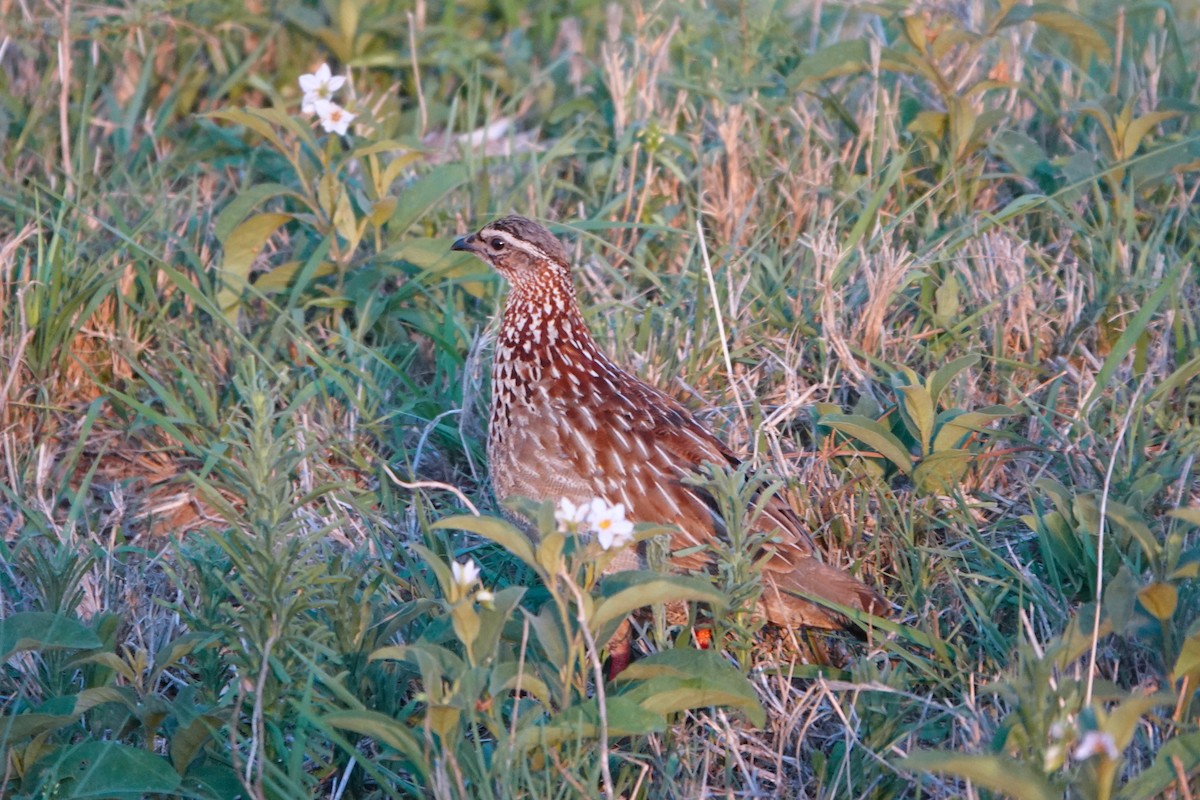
(931, 406, 1014, 453)
(388, 164, 468, 235)
(253, 260, 337, 292)
(433, 515, 538, 571)
(1172, 633, 1200, 682)
(819, 413, 914, 474)
(29, 741, 180, 798)
(913, 450, 974, 493)
(0, 711, 81, 743)
(1106, 499, 1162, 562)
(1082, 259, 1183, 413)
(990, 131, 1050, 178)
(1122, 110, 1182, 159)
(788, 40, 874, 87)
(592, 571, 728, 634)
(613, 648, 765, 727)
(1105, 693, 1174, 750)
(212, 182, 299, 243)
(525, 604, 569, 667)
(169, 713, 223, 774)
(1168, 506, 1200, 527)
(1116, 730, 1200, 800)
(515, 696, 665, 751)
(215, 211, 293, 315)
(322, 709, 428, 778)
(1136, 582, 1177, 621)
(0, 612, 101, 660)
(897, 385, 936, 455)
(1029, 8, 1112, 64)
(927, 354, 980, 407)
(897, 751, 1058, 800)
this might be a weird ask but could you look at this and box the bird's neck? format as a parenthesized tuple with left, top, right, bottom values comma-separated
(497, 271, 603, 365)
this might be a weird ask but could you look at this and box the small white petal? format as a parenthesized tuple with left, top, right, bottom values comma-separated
(450, 558, 480, 588)
(1073, 731, 1119, 761)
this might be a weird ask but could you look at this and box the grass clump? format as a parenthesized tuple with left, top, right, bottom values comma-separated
(2, 0, 1199, 797)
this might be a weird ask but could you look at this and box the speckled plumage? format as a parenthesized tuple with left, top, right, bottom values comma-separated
(452, 215, 887, 637)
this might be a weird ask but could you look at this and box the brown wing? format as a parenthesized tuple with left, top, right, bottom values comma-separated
(556, 369, 885, 629)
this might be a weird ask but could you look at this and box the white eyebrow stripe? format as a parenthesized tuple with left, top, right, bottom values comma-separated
(479, 229, 554, 262)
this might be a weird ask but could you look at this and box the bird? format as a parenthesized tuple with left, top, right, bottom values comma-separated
(451, 215, 887, 672)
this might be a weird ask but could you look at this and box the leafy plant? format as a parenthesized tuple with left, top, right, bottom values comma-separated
(818, 355, 1014, 493)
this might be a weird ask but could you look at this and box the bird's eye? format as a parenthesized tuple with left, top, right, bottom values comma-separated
(490, 238, 506, 250)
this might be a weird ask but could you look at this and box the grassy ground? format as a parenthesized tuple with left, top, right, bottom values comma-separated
(2, 0, 1199, 797)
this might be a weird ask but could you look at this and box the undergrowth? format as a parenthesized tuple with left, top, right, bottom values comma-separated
(2, 0, 1199, 797)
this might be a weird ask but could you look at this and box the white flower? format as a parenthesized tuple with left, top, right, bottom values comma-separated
(450, 558, 481, 588)
(475, 589, 495, 605)
(587, 498, 634, 551)
(299, 63, 346, 113)
(555, 497, 591, 531)
(1073, 731, 1119, 761)
(313, 99, 356, 136)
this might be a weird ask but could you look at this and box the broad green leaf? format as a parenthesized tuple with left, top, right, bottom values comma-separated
(820, 413, 913, 474)
(1105, 693, 1174, 750)
(0, 612, 101, 660)
(368, 197, 397, 229)
(897, 751, 1057, 800)
(1029, 8, 1111, 63)
(450, 603, 481, 651)
(212, 182, 299, 243)
(901, 14, 927, 51)
(614, 648, 765, 727)
(525, 605, 569, 666)
(491, 661, 554, 708)
(913, 450, 973, 493)
(1116, 730, 1200, 800)
(927, 355, 981, 406)
(472, 586, 526, 661)
(931, 406, 1014, 453)
(990, 131, 1050, 178)
(897, 385, 936, 455)
(0, 711, 81, 742)
(1172, 633, 1200, 682)
(1136, 582, 1177, 621)
(216, 211, 292, 314)
(1168, 506, 1200, 527)
(388, 164, 468, 235)
(332, 188, 359, 252)
(206, 109, 291, 160)
(1106, 499, 1162, 561)
(932, 273, 960, 328)
(434, 515, 537, 570)
(788, 40, 874, 86)
(31, 741, 180, 798)
(1103, 567, 1138, 635)
(349, 138, 421, 160)
(169, 712, 223, 774)
(253, 260, 337, 292)
(592, 572, 727, 633)
(989, 193, 1048, 224)
(1082, 259, 1182, 413)
(514, 696, 664, 750)
(323, 709, 427, 776)
(908, 110, 948, 139)
(1122, 110, 1181, 159)
(379, 151, 425, 193)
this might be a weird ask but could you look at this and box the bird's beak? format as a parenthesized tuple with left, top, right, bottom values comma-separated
(451, 234, 476, 253)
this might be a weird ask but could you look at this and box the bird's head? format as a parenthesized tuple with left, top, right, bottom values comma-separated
(451, 215, 570, 286)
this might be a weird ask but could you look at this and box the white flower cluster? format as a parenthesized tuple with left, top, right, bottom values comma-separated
(555, 497, 635, 551)
(450, 558, 494, 604)
(298, 63, 356, 136)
